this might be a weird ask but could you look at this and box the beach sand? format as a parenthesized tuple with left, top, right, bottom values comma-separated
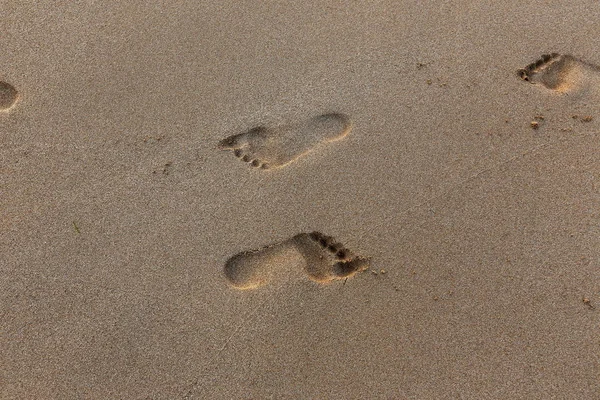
(2, 1, 599, 399)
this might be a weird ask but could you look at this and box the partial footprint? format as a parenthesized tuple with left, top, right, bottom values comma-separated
(0, 81, 19, 111)
(517, 53, 600, 94)
(223, 231, 370, 290)
(218, 113, 352, 169)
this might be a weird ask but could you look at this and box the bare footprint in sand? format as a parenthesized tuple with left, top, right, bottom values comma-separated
(517, 53, 600, 94)
(224, 232, 370, 289)
(0, 81, 19, 111)
(218, 113, 352, 169)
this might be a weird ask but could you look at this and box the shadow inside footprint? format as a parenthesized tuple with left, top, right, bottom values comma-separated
(0, 81, 19, 111)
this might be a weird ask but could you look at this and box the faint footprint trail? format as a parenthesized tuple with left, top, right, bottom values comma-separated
(0, 81, 19, 111)
(218, 113, 352, 169)
(518, 53, 600, 95)
(224, 231, 370, 289)
(188, 56, 595, 399)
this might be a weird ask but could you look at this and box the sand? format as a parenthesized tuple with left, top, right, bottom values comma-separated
(2, 1, 599, 399)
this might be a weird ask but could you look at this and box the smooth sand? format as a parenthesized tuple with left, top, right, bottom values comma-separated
(2, 1, 600, 399)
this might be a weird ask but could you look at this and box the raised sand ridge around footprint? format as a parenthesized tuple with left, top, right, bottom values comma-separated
(218, 113, 352, 169)
(223, 231, 369, 290)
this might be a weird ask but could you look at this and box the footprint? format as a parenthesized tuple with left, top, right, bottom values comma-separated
(218, 113, 352, 169)
(0, 81, 19, 111)
(517, 53, 600, 93)
(223, 231, 370, 290)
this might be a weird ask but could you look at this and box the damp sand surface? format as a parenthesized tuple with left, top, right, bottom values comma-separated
(2, 2, 600, 399)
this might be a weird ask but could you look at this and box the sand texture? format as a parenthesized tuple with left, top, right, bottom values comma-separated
(2, 1, 600, 399)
